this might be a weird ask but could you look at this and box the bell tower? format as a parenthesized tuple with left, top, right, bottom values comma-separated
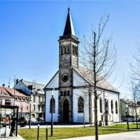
(58, 8, 79, 123)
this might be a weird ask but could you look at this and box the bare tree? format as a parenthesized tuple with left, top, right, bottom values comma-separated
(130, 48, 140, 80)
(80, 14, 116, 140)
(129, 80, 140, 128)
(129, 46, 140, 128)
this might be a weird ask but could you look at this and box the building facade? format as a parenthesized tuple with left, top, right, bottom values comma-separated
(120, 99, 140, 121)
(14, 79, 45, 119)
(44, 9, 120, 125)
(0, 86, 30, 117)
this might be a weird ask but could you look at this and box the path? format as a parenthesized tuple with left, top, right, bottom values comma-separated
(60, 131, 140, 140)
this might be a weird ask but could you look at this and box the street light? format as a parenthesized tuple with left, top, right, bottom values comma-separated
(125, 105, 129, 130)
(51, 89, 54, 137)
(29, 97, 31, 129)
(135, 102, 138, 129)
(21, 105, 23, 117)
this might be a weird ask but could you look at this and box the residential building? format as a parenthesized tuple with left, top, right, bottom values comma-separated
(0, 86, 30, 117)
(14, 79, 45, 119)
(120, 99, 140, 121)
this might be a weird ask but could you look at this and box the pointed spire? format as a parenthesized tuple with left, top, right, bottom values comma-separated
(63, 8, 75, 36)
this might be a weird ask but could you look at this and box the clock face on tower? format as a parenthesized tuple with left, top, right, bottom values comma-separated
(61, 55, 70, 66)
(62, 57, 69, 63)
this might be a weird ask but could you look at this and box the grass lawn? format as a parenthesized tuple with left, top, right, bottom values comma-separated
(18, 124, 139, 140)
(103, 123, 140, 129)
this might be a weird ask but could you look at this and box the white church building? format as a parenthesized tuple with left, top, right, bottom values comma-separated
(44, 8, 120, 125)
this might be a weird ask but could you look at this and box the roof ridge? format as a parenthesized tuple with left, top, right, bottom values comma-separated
(73, 66, 119, 93)
(22, 80, 45, 86)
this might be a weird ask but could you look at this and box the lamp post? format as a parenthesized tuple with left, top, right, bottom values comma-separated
(125, 105, 129, 131)
(29, 98, 31, 129)
(135, 102, 138, 129)
(51, 89, 54, 137)
(21, 105, 23, 117)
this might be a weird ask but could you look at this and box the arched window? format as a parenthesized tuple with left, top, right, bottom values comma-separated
(61, 91, 63, 96)
(64, 91, 66, 96)
(111, 100, 113, 113)
(61, 47, 63, 55)
(67, 46, 70, 54)
(63, 47, 65, 55)
(115, 101, 118, 114)
(75, 47, 78, 55)
(64, 47, 67, 54)
(105, 99, 109, 113)
(78, 96, 84, 113)
(73, 46, 75, 54)
(100, 98, 102, 113)
(50, 98, 55, 113)
(67, 90, 70, 96)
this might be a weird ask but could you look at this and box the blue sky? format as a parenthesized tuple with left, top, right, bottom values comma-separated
(0, 0, 140, 97)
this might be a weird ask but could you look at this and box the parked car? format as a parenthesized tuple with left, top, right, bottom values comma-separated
(37, 117, 44, 123)
(19, 117, 28, 127)
(133, 117, 140, 122)
(127, 118, 133, 122)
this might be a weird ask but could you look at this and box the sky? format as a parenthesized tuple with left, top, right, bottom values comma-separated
(0, 0, 140, 98)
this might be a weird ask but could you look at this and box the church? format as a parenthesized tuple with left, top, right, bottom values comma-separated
(44, 8, 120, 125)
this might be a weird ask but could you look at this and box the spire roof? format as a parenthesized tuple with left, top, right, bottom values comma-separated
(63, 8, 75, 36)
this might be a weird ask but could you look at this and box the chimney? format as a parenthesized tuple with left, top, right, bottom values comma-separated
(16, 79, 19, 84)
(2, 84, 5, 87)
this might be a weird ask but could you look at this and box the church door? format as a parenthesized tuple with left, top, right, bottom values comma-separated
(63, 99, 69, 123)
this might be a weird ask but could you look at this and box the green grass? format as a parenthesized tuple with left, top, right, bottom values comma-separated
(103, 123, 140, 129)
(18, 124, 139, 140)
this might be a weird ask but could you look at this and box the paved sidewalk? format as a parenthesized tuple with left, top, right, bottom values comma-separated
(60, 131, 140, 140)
(20, 124, 92, 129)
(0, 127, 25, 140)
(0, 135, 25, 140)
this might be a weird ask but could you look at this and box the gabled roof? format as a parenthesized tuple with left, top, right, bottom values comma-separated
(44, 71, 59, 90)
(21, 80, 45, 94)
(0, 86, 28, 97)
(121, 99, 137, 107)
(0, 87, 10, 97)
(73, 66, 119, 93)
(63, 8, 75, 36)
(44, 67, 119, 94)
(4, 87, 29, 97)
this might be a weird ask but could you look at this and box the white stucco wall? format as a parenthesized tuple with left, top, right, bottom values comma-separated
(45, 72, 59, 122)
(94, 91, 120, 124)
(73, 88, 89, 123)
(73, 70, 90, 123)
(73, 70, 88, 86)
(73, 69, 120, 124)
(46, 72, 59, 88)
(45, 90, 59, 122)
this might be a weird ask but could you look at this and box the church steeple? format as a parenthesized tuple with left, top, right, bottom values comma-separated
(63, 8, 75, 36)
(58, 8, 79, 123)
(59, 8, 79, 69)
